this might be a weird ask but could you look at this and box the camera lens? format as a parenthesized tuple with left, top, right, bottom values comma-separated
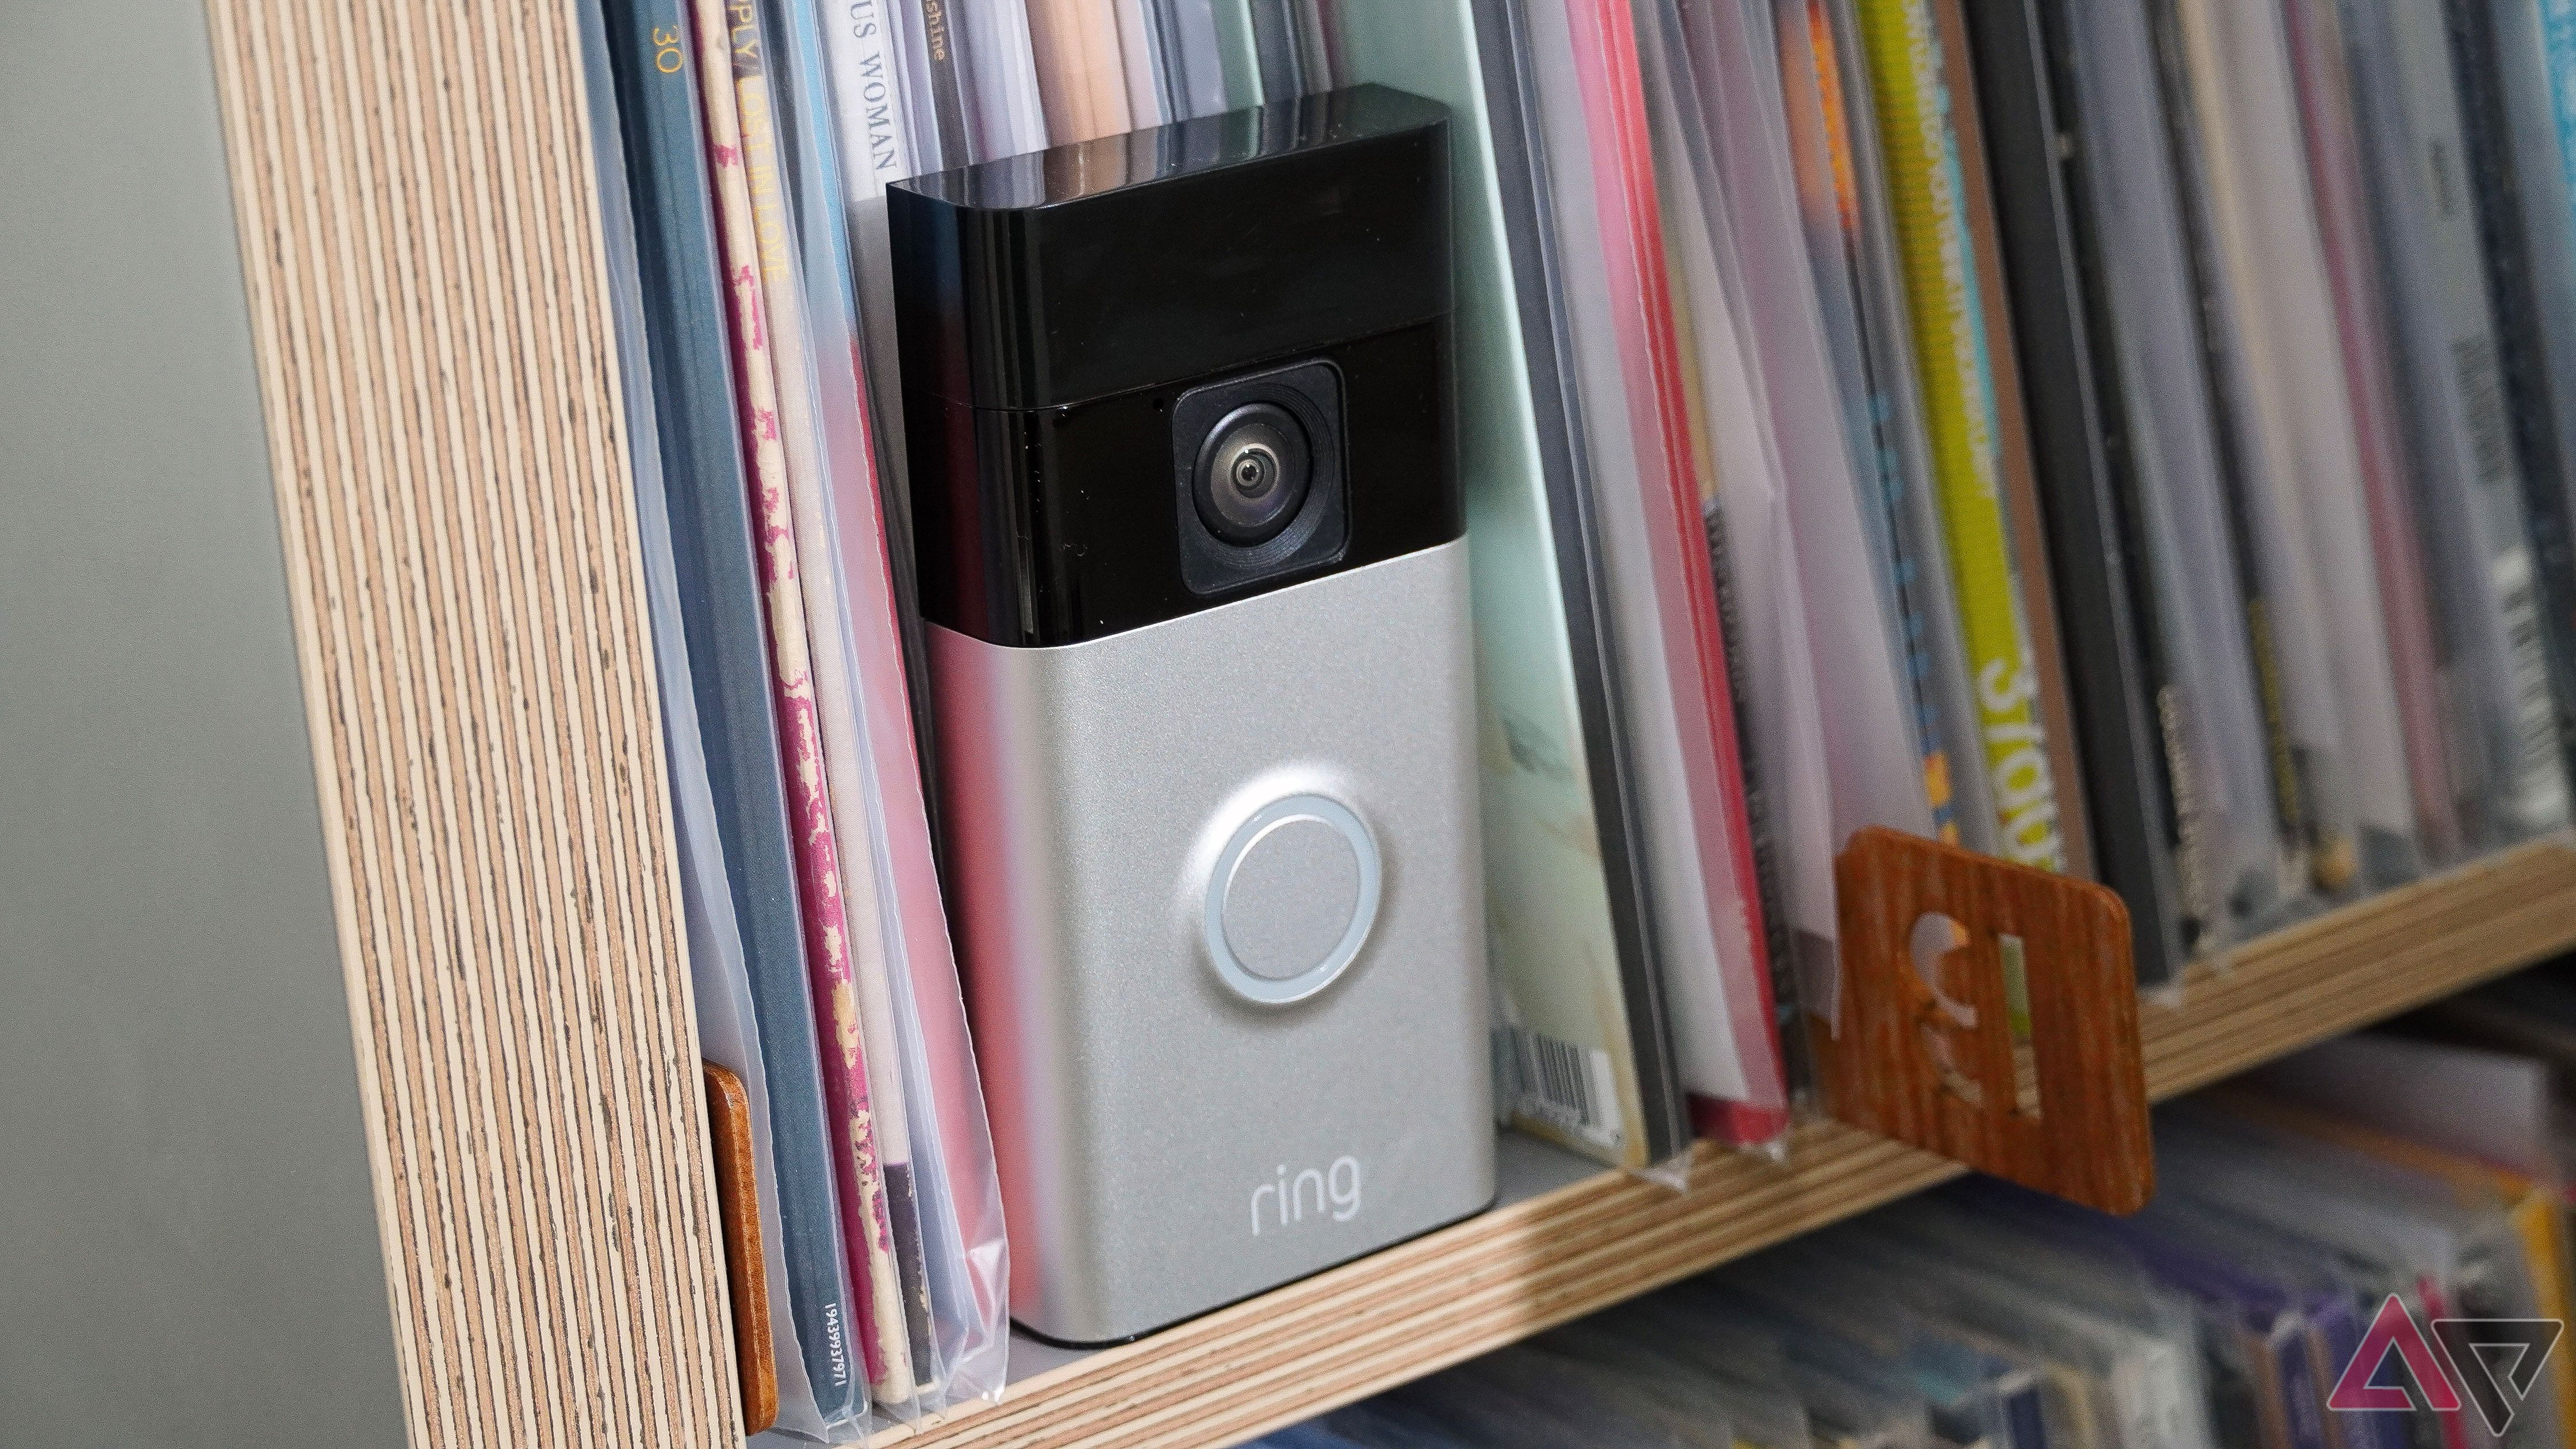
(1194, 402, 1312, 547)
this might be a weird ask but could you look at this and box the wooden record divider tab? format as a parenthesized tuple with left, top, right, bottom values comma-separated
(1815, 826, 2154, 1214)
(702, 1064, 779, 1435)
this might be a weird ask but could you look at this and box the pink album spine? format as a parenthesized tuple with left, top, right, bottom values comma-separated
(835, 332, 1001, 1314)
(2280, 0, 2459, 862)
(1564, 0, 1788, 1123)
(686, 0, 894, 1394)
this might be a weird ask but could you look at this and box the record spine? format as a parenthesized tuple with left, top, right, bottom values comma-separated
(878, 0, 940, 171)
(2361, 0, 2570, 842)
(598, 0, 862, 1418)
(914, 0, 976, 162)
(2280, 0, 2464, 868)
(2144, 0, 2319, 905)
(765, 0, 953, 1400)
(1699, 485, 1805, 1122)
(689, 0, 911, 1403)
(1971, 0, 2187, 983)
(2233, 0, 2420, 890)
(1795, 0, 1987, 852)
(1249, 0, 1309, 99)
(1470, 0, 1689, 1166)
(1025, 0, 1136, 143)
(1295, 0, 1339, 89)
(1158, 0, 1231, 118)
(1661, 0, 1922, 1094)
(1148, 0, 1192, 120)
(1565, 0, 1787, 1143)
(1837, 0, 2003, 861)
(1784, 0, 1955, 845)
(2445, 0, 2576, 810)
(1688, 0, 1945, 877)
(2035, 0, 2207, 952)
(2530, 0, 2576, 662)
(1935, 0, 2091, 884)
(1852, 0, 2068, 874)
(1111, 0, 1168, 124)
(815, 0, 948, 881)
(818, 0, 917, 198)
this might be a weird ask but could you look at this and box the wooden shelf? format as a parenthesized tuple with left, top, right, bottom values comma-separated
(890, 839, 2576, 1449)
(188, 13, 2576, 1445)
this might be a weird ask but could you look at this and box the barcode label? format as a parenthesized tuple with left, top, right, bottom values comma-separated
(1502, 1025, 1623, 1151)
(2493, 548, 2570, 829)
(2455, 336, 2512, 486)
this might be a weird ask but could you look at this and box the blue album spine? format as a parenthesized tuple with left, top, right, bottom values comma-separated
(598, 0, 862, 1417)
(2001, 1378, 2050, 1449)
(2452, 0, 2576, 799)
(2271, 1320, 2328, 1449)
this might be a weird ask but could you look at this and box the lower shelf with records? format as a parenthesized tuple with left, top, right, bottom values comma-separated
(880, 839, 2576, 1449)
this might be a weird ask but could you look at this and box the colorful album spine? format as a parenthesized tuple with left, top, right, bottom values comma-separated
(2279, 0, 2460, 865)
(1851, 0, 2064, 873)
(1961, 0, 2184, 979)
(1932, 0, 2091, 881)
(2542, 0, 2576, 535)
(687, 0, 911, 1405)
(1796, 0, 1958, 848)
(2357, 0, 2570, 844)
(1025, 0, 1133, 144)
(1465, 0, 1695, 1168)
(913, 0, 975, 162)
(739, 0, 948, 1406)
(795, 0, 1012, 1400)
(770, 0, 959, 1398)
(1793, 0, 2001, 862)
(2452, 0, 2576, 829)
(1566, 0, 1787, 1143)
(1665, 233, 1801, 1117)
(597, 0, 862, 1420)
(2145, 0, 2323, 904)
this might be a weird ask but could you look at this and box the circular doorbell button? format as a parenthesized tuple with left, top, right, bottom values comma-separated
(1203, 795, 1381, 1005)
(1226, 816, 1362, 982)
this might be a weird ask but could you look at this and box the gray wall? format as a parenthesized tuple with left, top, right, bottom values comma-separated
(0, 3, 409, 1444)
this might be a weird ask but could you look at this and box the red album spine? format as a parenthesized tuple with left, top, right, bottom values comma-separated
(687, 0, 899, 1397)
(1564, 0, 1789, 1138)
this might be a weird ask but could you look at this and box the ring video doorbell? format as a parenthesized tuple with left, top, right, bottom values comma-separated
(892, 85, 1493, 1344)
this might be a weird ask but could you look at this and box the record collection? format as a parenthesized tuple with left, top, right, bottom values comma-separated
(1350, 0, 2576, 1169)
(1256, 983, 2576, 1449)
(572, 0, 2576, 1431)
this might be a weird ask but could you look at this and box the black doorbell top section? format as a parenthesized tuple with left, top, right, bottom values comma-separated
(891, 85, 1463, 649)
(892, 83, 1451, 411)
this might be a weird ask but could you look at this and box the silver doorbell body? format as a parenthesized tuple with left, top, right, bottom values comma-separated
(891, 85, 1494, 1345)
